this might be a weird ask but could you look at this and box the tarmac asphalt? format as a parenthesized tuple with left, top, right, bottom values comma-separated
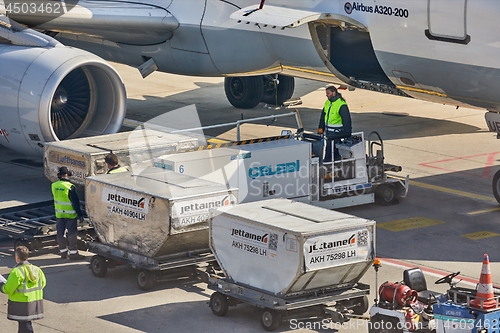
(0, 62, 499, 332)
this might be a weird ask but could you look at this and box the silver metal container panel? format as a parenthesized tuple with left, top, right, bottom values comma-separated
(44, 130, 199, 197)
(86, 167, 237, 258)
(210, 199, 375, 296)
(154, 139, 311, 204)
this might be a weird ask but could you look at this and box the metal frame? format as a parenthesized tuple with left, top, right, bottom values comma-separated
(207, 275, 369, 312)
(88, 242, 215, 272)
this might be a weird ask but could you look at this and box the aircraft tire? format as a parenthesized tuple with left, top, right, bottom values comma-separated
(493, 169, 500, 204)
(261, 74, 295, 106)
(225, 76, 264, 109)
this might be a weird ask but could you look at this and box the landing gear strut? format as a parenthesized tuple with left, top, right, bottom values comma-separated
(261, 74, 294, 106)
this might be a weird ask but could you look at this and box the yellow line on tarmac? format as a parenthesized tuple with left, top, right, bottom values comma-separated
(463, 231, 500, 240)
(411, 180, 498, 204)
(377, 217, 444, 232)
(467, 207, 500, 216)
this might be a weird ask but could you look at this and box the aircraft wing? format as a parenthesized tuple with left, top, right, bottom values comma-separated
(230, 4, 363, 30)
(1, 0, 178, 45)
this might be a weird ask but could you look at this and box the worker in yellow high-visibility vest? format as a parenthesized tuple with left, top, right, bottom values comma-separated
(317, 86, 352, 162)
(1, 246, 46, 333)
(51, 167, 85, 260)
(104, 153, 128, 174)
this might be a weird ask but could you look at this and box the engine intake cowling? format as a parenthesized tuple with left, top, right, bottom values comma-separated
(0, 44, 126, 156)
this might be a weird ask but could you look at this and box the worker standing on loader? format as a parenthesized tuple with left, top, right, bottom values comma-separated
(105, 153, 128, 174)
(317, 86, 352, 162)
(51, 167, 85, 260)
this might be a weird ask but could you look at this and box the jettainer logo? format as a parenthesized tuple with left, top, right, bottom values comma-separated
(230, 228, 269, 244)
(178, 194, 236, 216)
(102, 187, 148, 213)
(308, 234, 356, 253)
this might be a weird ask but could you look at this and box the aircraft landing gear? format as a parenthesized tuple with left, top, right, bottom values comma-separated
(261, 74, 294, 106)
(493, 169, 500, 204)
(224, 75, 295, 109)
(225, 76, 263, 109)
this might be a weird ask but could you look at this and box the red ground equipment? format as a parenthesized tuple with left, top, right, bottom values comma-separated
(379, 281, 418, 306)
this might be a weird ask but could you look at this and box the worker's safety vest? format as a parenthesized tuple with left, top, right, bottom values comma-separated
(2, 263, 45, 321)
(323, 98, 347, 129)
(107, 166, 128, 174)
(51, 180, 77, 219)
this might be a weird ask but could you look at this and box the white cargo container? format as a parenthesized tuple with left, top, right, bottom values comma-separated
(154, 139, 311, 204)
(207, 198, 374, 330)
(85, 167, 237, 258)
(44, 130, 199, 197)
(210, 198, 375, 296)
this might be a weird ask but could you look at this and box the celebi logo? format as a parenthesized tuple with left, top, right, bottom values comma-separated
(231, 228, 269, 244)
(248, 160, 300, 179)
(107, 193, 145, 210)
(308, 234, 356, 253)
(179, 195, 234, 215)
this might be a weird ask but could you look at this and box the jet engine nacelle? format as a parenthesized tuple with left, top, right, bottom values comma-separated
(0, 44, 126, 156)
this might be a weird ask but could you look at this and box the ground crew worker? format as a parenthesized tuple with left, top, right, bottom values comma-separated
(0, 246, 46, 333)
(51, 166, 85, 260)
(104, 153, 128, 174)
(317, 85, 352, 162)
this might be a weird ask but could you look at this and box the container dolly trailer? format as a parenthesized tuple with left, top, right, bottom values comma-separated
(205, 199, 375, 331)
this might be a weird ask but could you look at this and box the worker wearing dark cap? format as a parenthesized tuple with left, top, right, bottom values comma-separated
(104, 153, 128, 174)
(51, 167, 85, 260)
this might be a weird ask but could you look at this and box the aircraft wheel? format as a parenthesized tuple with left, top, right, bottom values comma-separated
(261, 75, 295, 106)
(224, 76, 263, 109)
(261, 308, 281, 331)
(493, 170, 500, 204)
(90, 255, 107, 278)
(375, 184, 398, 206)
(210, 292, 229, 316)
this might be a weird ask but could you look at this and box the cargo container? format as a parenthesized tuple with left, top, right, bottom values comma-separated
(207, 198, 374, 331)
(154, 138, 311, 204)
(85, 167, 237, 290)
(44, 129, 199, 197)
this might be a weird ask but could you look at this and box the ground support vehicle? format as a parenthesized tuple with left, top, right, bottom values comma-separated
(206, 199, 375, 331)
(304, 130, 409, 208)
(0, 201, 93, 253)
(44, 110, 408, 210)
(85, 167, 238, 290)
(153, 111, 409, 209)
(369, 268, 500, 333)
(89, 242, 215, 291)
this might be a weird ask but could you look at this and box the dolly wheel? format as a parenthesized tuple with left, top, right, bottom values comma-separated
(261, 308, 280, 331)
(90, 255, 107, 278)
(137, 269, 155, 291)
(210, 292, 229, 316)
(375, 184, 398, 206)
